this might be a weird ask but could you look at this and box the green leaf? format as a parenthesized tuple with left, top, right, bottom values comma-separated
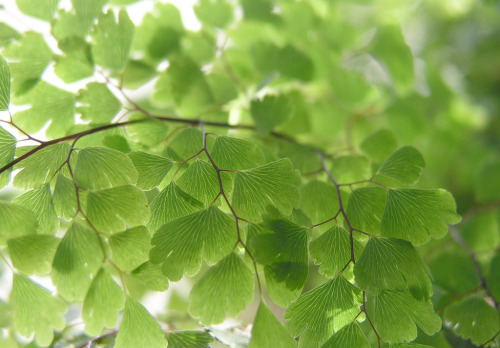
(53, 37, 94, 83)
(250, 214, 309, 306)
(11, 275, 67, 347)
(367, 290, 442, 343)
(248, 302, 297, 348)
(8, 235, 59, 274)
(232, 159, 301, 221)
(52, 0, 108, 40)
(330, 156, 371, 183)
(91, 9, 134, 71)
(148, 182, 203, 233)
(375, 146, 425, 185)
(74, 147, 138, 190)
(476, 159, 500, 202)
(12, 81, 75, 138)
(0, 201, 38, 238)
(444, 296, 499, 345)
(321, 322, 370, 348)
(299, 180, 338, 225)
(0, 23, 20, 47)
(488, 252, 500, 303)
(354, 238, 432, 299)
(126, 117, 169, 147)
(76, 83, 121, 123)
(194, 0, 233, 28)
(250, 94, 293, 133)
(115, 296, 168, 348)
(176, 159, 231, 206)
(82, 268, 125, 336)
(210, 135, 265, 170)
(153, 56, 214, 116)
(131, 261, 169, 291)
(167, 331, 213, 348)
(346, 187, 386, 235)
(284, 276, 363, 347)
(189, 253, 254, 324)
(86, 185, 150, 233)
(360, 129, 398, 162)
(13, 143, 71, 189)
(109, 226, 151, 271)
(128, 151, 172, 190)
(164, 128, 203, 161)
(277, 141, 321, 174)
(277, 45, 314, 81)
(310, 226, 363, 278)
(13, 184, 59, 235)
(150, 206, 237, 281)
(51, 223, 103, 301)
(0, 126, 16, 188)
(2, 32, 52, 95)
(381, 189, 461, 245)
(53, 174, 78, 219)
(121, 59, 157, 89)
(0, 55, 10, 110)
(15, 0, 59, 21)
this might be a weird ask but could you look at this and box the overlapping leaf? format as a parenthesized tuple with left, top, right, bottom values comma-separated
(115, 296, 168, 348)
(321, 322, 369, 348)
(381, 189, 461, 245)
(8, 235, 59, 274)
(346, 187, 386, 235)
(189, 253, 254, 324)
(53, 174, 78, 219)
(210, 135, 265, 170)
(86, 185, 150, 233)
(299, 180, 338, 224)
(310, 226, 362, 278)
(0, 126, 16, 188)
(53, 37, 94, 83)
(52, 0, 107, 40)
(0, 201, 37, 238)
(131, 261, 169, 291)
(375, 146, 425, 185)
(284, 276, 362, 347)
(367, 290, 441, 343)
(232, 159, 301, 221)
(354, 238, 432, 299)
(248, 302, 297, 348)
(82, 268, 125, 336)
(250, 94, 293, 133)
(11, 275, 67, 347)
(128, 152, 172, 190)
(15, 0, 59, 21)
(167, 331, 213, 348)
(360, 129, 398, 162)
(150, 206, 237, 281)
(76, 83, 121, 123)
(110, 226, 151, 271)
(0, 56, 10, 110)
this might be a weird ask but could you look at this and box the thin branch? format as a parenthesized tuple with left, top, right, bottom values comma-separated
(436, 285, 482, 314)
(76, 329, 118, 348)
(362, 291, 381, 348)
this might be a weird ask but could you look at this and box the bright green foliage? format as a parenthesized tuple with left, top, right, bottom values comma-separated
(86, 185, 150, 232)
(74, 147, 137, 189)
(76, 83, 121, 123)
(128, 152, 172, 190)
(444, 297, 499, 345)
(13, 143, 71, 189)
(13, 184, 59, 235)
(232, 159, 301, 221)
(0, 1, 496, 347)
(82, 268, 125, 336)
(91, 9, 134, 71)
(248, 302, 297, 348)
(367, 290, 442, 343)
(2, 32, 52, 95)
(0, 56, 10, 110)
(12, 81, 75, 138)
(375, 146, 425, 185)
(310, 227, 362, 278)
(11, 275, 67, 346)
(7, 235, 59, 274)
(210, 135, 265, 170)
(51, 223, 103, 301)
(381, 189, 461, 245)
(188, 253, 254, 324)
(147, 182, 203, 232)
(0, 201, 37, 238)
(284, 276, 363, 347)
(115, 296, 168, 348)
(150, 206, 237, 281)
(346, 187, 386, 235)
(354, 238, 432, 299)
(109, 226, 151, 271)
(321, 323, 370, 348)
(250, 94, 293, 133)
(167, 330, 213, 347)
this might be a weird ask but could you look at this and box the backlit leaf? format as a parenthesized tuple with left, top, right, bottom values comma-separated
(375, 146, 425, 185)
(194, 0, 233, 28)
(250, 94, 293, 133)
(248, 302, 297, 348)
(210, 135, 265, 170)
(53, 37, 94, 83)
(8, 235, 59, 274)
(131, 261, 169, 291)
(15, 0, 59, 21)
(346, 187, 386, 235)
(360, 129, 398, 163)
(109, 226, 151, 271)
(0, 126, 16, 188)
(189, 253, 254, 324)
(0, 201, 38, 238)
(0, 55, 10, 110)
(299, 180, 338, 225)
(321, 322, 370, 348)
(52, 0, 107, 40)
(76, 83, 121, 123)
(167, 331, 213, 348)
